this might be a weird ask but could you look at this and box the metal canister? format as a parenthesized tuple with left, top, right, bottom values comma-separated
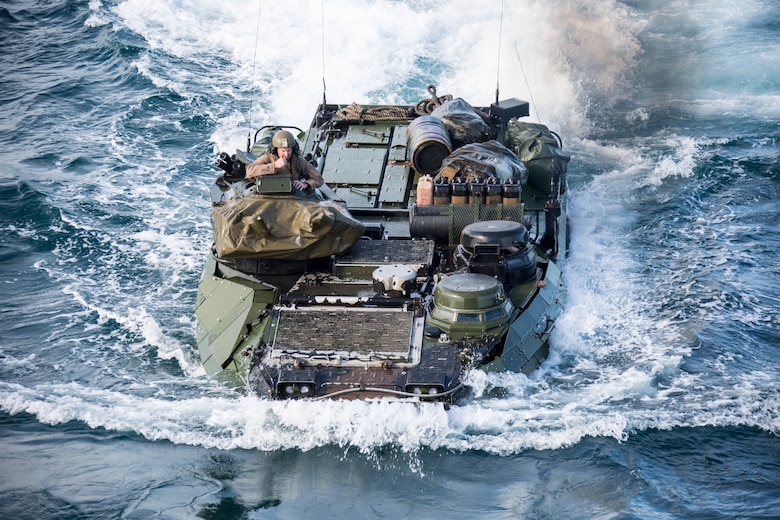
(469, 178, 485, 205)
(451, 177, 469, 205)
(502, 179, 520, 205)
(486, 178, 502, 205)
(433, 177, 451, 205)
(407, 116, 452, 176)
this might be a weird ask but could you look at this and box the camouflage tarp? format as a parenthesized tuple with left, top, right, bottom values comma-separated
(508, 121, 570, 194)
(213, 196, 364, 260)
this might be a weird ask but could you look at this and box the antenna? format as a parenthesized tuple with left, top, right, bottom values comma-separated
(321, 0, 327, 107)
(247, 1, 264, 151)
(495, 0, 504, 104)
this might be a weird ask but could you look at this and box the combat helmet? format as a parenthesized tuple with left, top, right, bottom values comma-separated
(272, 130, 296, 149)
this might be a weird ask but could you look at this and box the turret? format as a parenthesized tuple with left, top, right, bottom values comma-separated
(454, 220, 538, 286)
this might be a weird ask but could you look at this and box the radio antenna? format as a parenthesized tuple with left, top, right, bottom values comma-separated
(247, 1, 263, 151)
(320, 0, 327, 107)
(495, 0, 504, 104)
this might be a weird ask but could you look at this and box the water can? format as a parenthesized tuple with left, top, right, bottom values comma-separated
(416, 174, 434, 206)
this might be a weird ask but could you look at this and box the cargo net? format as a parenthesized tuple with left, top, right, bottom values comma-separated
(335, 85, 454, 122)
(335, 103, 412, 122)
(412, 203, 525, 245)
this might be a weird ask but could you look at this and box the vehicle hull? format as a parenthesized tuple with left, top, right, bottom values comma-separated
(196, 92, 569, 402)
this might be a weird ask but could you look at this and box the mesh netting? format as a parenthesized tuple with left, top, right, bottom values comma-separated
(412, 203, 525, 244)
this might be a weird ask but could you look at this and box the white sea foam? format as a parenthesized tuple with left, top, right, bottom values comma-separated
(3, 373, 777, 454)
(113, 0, 644, 138)
(85, 0, 110, 28)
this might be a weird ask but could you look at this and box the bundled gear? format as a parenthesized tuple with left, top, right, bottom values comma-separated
(508, 121, 570, 195)
(438, 141, 528, 185)
(431, 98, 495, 149)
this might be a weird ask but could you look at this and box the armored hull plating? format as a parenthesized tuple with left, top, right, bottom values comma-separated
(195, 88, 569, 402)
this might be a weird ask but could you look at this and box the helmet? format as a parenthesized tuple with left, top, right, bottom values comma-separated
(272, 130, 296, 149)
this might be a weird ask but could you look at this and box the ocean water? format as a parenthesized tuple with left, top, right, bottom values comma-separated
(1, 0, 778, 518)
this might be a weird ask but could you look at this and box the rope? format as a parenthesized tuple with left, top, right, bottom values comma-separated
(414, 85, 453, 115)
(335, 102, 411, 121)
(335, 85, 453, 122)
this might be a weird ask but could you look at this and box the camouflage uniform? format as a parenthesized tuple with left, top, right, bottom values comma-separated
(247, 153, 323, 189)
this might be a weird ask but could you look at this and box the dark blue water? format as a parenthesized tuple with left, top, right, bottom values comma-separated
(1, 1, 778, 518)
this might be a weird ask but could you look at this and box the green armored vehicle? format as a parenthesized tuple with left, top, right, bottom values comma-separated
(196, 87, 569, 402)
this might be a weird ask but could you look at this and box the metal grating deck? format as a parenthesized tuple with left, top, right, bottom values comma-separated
(332, 238, 435, 279)
(273, 308, 414, 354)
(335, 239, 434, 266)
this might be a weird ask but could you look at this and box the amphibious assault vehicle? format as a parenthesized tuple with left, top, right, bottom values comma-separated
(196, 87, 569, 402)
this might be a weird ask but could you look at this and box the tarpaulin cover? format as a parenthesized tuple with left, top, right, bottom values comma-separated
(213, 196, 364, 260)
(438, 141, 528, 185)
(431, 98, 495, 148)
(508, 121, 570, 194)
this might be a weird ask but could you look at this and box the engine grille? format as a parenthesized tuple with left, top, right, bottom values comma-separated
(273, 308, 414, 356)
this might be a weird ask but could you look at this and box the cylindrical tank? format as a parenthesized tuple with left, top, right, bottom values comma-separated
(416, 174, 433, 206)
(407, 116, 452, 175)
(409, 214, 449, 240)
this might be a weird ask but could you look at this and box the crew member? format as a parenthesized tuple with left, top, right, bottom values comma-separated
(246, 130, 323, 191)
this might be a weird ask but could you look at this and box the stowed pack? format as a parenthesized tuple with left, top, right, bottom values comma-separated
(431, 98, 495, 149)
(438, 140, 528, 185)
(508, 121, 570, 194)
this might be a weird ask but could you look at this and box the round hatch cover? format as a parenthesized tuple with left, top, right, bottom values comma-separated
(434, 273, 505, 310)
(460, 220, 529, 250)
